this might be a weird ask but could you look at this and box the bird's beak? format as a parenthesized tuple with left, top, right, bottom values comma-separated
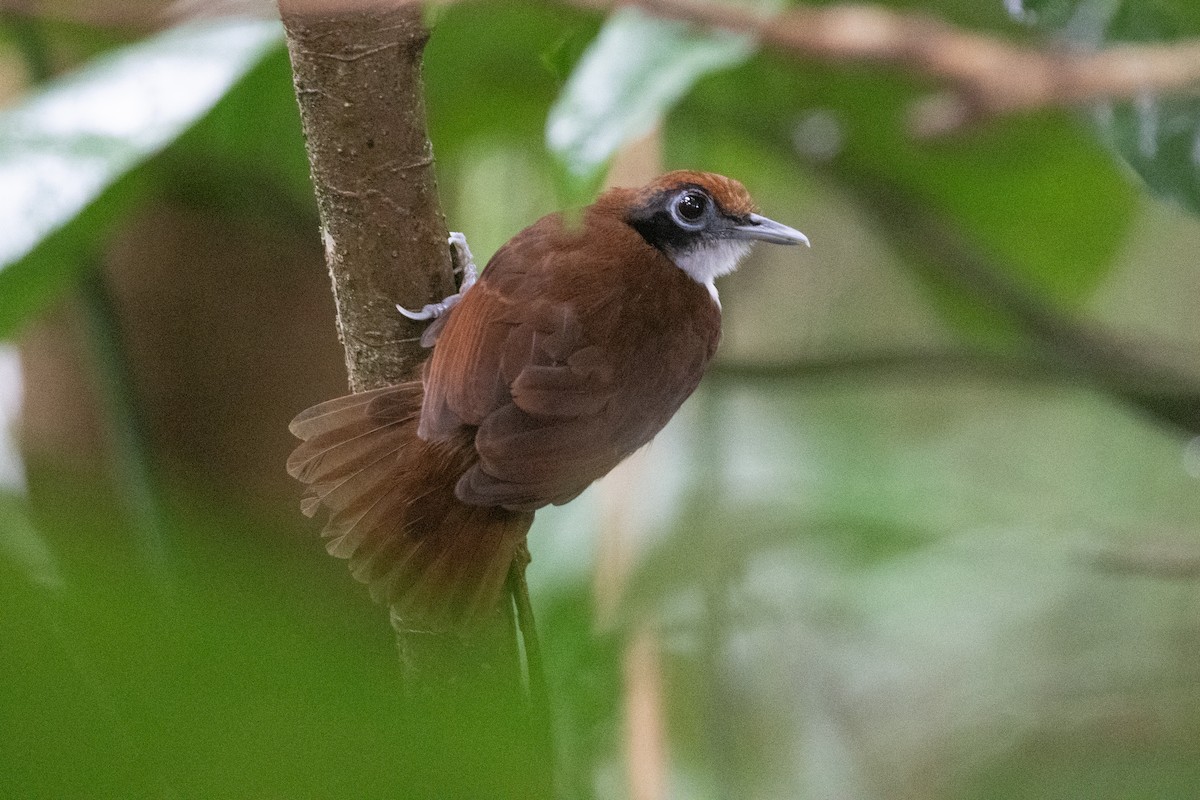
(731, 213, 810, 246)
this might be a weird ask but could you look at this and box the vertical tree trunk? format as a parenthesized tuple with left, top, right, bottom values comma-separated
(278, 3, 551, 796)
(280, 2, 453, 391)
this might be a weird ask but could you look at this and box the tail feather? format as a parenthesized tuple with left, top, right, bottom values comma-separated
(288, 390, 380, 436)
(353, 514, 425, 587)
(314, 481, 402, 559)
(287, 382, 534, 632)
(364, 533, 429, 602)
(325, 480, 407, 560)
(390, 505, 526, 630)
(287, 416, 412, 486)
(302, 444, 407, 519)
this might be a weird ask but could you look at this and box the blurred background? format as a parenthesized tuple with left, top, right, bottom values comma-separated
(3, 0, 1200, 797)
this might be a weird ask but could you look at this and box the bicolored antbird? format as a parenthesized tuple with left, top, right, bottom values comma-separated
(288, 171, 808, 631)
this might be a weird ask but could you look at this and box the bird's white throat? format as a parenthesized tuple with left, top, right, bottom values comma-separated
(672, 239, 753, 306)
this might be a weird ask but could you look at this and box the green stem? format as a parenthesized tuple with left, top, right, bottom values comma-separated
(509, 544, 556, 793)
(512, 547, 552, 707)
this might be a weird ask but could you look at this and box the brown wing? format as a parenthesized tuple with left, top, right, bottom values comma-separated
(419, 210, 721, 512)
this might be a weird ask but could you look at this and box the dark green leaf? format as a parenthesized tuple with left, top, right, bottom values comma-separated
(424, 3, 598, 253)
(0, 18, 283, 337)
(162, 46, 314, 225)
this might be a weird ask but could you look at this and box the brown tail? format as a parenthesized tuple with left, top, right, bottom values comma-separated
(286, 383, 533, 632)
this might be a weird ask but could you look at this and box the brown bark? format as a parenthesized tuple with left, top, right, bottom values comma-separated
(281, 1, 455, 392)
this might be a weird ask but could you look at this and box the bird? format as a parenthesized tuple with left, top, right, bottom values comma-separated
(287, 171, 808, 632)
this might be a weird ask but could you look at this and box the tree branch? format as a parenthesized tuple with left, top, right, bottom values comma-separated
(560, 0, 1200, 136)
(281, 0, 454, 392)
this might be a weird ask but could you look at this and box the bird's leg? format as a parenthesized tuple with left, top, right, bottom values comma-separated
(396, 232, 479, 321)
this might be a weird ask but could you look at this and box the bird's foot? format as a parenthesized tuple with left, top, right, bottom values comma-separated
(449, 231, 478, 292)
(396, 232, 478, 321)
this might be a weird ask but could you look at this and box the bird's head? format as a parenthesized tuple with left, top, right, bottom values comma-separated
(619, 170, 809, 292)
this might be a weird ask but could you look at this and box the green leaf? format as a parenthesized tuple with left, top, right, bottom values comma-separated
(424, 4, 597, 243)
(545, 6, 759, 194)
(1008, 0, 1200, 215)
(0, 17, 284, 337)
(1007, 0, 1200, 39)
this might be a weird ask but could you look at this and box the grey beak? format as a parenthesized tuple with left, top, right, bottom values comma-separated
(731, 213, 810, 246)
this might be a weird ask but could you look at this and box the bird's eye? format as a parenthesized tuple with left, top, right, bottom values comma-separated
(671, 191, 708, 227)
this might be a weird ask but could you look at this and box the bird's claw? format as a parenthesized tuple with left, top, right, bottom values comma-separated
(397, 298, 456, 321)
(397, 232, 478, 322)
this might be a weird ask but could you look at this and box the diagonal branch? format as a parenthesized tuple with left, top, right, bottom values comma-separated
(560, 0, 1200, 136)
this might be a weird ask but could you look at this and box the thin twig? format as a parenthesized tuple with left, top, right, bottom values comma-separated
(509, 544, 547, 708)
(708, 348, 1063, 384)
(1085, 536, 1200, 580)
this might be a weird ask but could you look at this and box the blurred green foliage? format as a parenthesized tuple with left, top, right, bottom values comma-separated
(1012, 0, 1200, 214)
(2, 1, 1200, 798)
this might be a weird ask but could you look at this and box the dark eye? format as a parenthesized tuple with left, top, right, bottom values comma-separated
(672, 191, 708, 226)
